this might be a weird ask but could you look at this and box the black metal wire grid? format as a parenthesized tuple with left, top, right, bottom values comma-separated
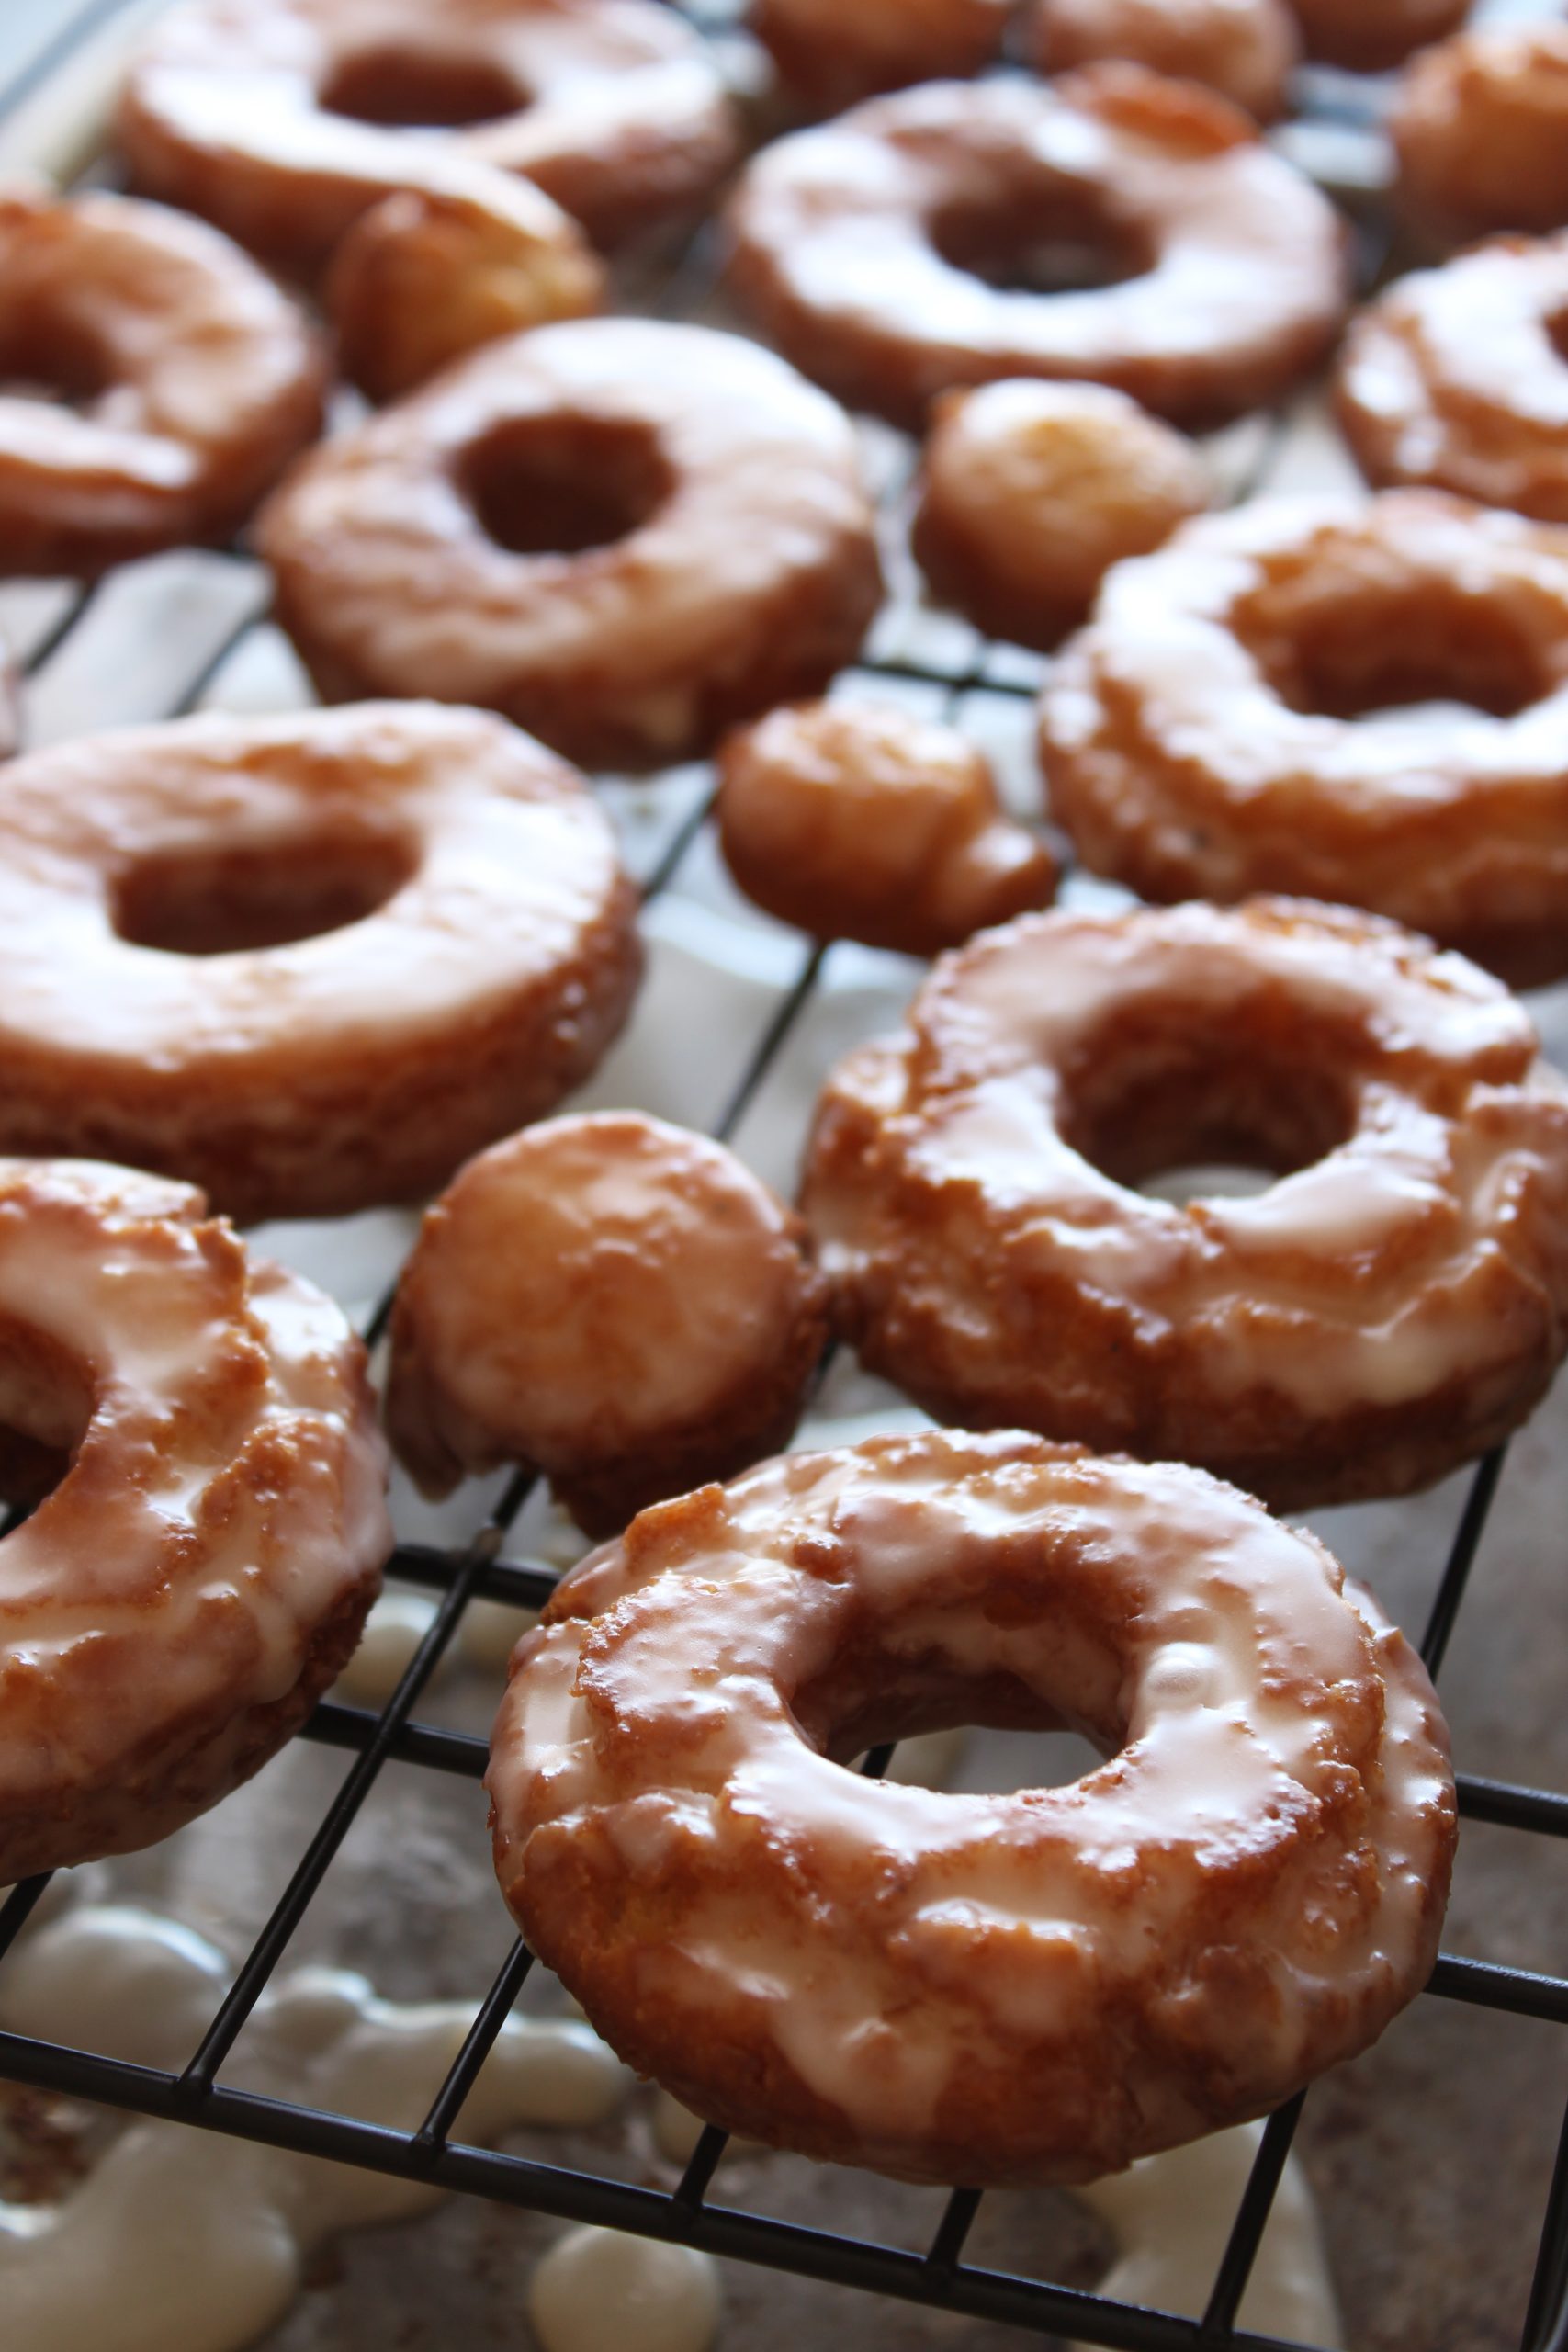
(0, 5, 1563, 2348)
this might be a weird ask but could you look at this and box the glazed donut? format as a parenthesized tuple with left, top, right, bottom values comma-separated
(727, 68, 1349, 433)
(1393, 25, 1568, 249)
(116, 0, 738, 266)
(716, 700, 1056, 953)
(801, 899, 1568, 1510)
(489, 1428, 1455, 2186)
(1337, 233, 1568, 531)
(388, 1113, 829, 1536)
(0, 703, 640, 1226)
(0, 185, 323, 579)
(258, 319, 884, 773)
(911, 379, 1209, 650)
(0, 1157, 389, 1883)
(1029, 0, 1299, 124)
(325, 176, 604, 404)
(750, 0, 1010, 111)
(1040, 492, 1568, 987)
(1283, 0, 1467, 75)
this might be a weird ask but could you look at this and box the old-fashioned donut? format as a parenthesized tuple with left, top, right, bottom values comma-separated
(1393, 24, 1568, 250)
(1040, 492, 1568, 985)
(388, 1112, 829, 1536)
(716, 700, 1056, 953)
(258, 318, 884, 773)
(489, 1428, 1455, 2186)
(116, 0, 739, 266)
(1337, 237, 1568, 526)
(1284, 0, 1466, 74)
(0, 185, 323, 578)
(802, 899, 1568, 1510)
(0, 1157, 389, 1883)
(750, 0, 1010, 111)
(911, 379, 1209, 650)
(0, 703, 640, 1226)
(1028, 0, 1299, 124)
(727, 68, 1348, 432)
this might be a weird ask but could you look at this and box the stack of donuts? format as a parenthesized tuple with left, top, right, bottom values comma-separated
(1, 0, 1565, 2235)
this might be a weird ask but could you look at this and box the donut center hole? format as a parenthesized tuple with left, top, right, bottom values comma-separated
(1064, 1033, 1355, 1192)
(0, 314, 111, 411)
(461, 417, 672, 558)
(933, 190, 1152, 295)
(1240, 589, 1549, 722)
(0, 1317, 94, 1512)
(321, 47, 527, 130)
(112, 830, 418, 956)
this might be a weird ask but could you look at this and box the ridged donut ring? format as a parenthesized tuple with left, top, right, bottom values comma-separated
(0, 1158, 389, 1883)
(802, 899, 1568, 1510)
(490, 1429, 1455, 2187)
(0, 703, 640, 1225)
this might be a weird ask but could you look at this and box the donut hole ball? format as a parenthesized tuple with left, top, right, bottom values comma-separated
(319, 44, 527, 131)
(1029, 0, 1300, 125)
(459, 412, 673, 559)
(1393, 24, 1568, 250)
(912, 379, 1210, 650)
(110, 824, 419, 958)
(716, 700, 1057, 956)
(1283, 0, 1468, 75)
(386, 1112, 831, 1537)
(750, 0, 1011, 113)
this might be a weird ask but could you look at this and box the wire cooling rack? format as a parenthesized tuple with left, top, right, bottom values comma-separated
(0, 4, 1565, 2348)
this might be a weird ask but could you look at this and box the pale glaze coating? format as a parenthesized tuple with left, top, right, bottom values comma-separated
(802, 900, 1568, 1509)
(0, 186, 323, 579)
(1393, 25, 1568, 249)
(0, 703, 641, 1225)
(259, 319, 884, 772)
(912, 379, 1210, 650)
(751, 0, 1010, 111)
(1284, 0, 1466, 74)
(1041, 492, 1568, 985)
(489, 1429, 1456, 2185)
(0, 1159, 389, 1881)
(716, 700, 1056, 954)
(325, 176, 604, 403)
(116, 0, 739, 265)
(727, 68, 1349, 433)
(1337, 237, 1568, 526)
(1029, 0, 1299, 124)
(388, 1113, 829, 1536)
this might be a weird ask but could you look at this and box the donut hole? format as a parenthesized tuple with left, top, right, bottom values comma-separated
(1238, 587, 1550, 723)
(932, 189, 1153, 296)
(0, 1315, 94, 1510)
(111, 829, 418, 957)
(460, 416, 674, 558)
(0, 312, 111, 411)
(321, 47, 528, 130)
(1062, 1028, 1356, 1192)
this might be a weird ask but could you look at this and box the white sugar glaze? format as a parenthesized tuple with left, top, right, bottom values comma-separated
(529, 2225, 722, 2352)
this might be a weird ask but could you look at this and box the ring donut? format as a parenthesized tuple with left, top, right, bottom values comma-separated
(0, 703, 640, 1226)
(258, 319, 884, 772)
(489, 1428, 1455, 2187)
(0, 185, 323, 578)
(1040, 492, 1568, 986)
(1028, 0, 1300, 125)
(116, 0, 739, 266)
(750, 0, 1010, 111)
(801, 899, 1568, 1510)
(1285, 0, 1466, 75)
(727, 67, 1348, 432)
(1393, 24, 1568, 251)
(1337, 238, 1568, 527)
(0, 1157, 389, 1883)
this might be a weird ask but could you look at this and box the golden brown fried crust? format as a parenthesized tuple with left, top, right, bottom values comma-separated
(387, 1113, 830, 1538)
(911, 379, 1210, 651)
(1393, 26, 1568, 250)
(1029, 0, 1299, 124)
(801, 899, 1568, 1510)
(716, 700, 1056, 955)
(750, 0, 1010, 110)
(490, 1433, 1456, 2185)
(1284, 0, 1465, 74)
(1041, 491, 1568, 986)
(0, 703, 642, 1225)
(0, 187, 323, 579)
(727, 68, 1349, 435)
(116, 0, 739, 268)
